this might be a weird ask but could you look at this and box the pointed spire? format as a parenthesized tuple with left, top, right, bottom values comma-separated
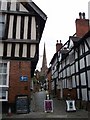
(41, 43, 47, 76)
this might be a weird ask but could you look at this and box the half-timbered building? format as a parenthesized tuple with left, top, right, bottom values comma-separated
(50, 13, 90, 110)
(0, 0, 47, 112)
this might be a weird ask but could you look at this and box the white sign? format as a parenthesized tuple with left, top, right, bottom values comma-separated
(66, 100, 76, 112)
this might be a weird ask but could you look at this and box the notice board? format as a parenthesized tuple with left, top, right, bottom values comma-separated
(16, 95, 29, 114)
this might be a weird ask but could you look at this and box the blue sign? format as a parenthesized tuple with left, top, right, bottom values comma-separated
(20, 76, 28, 81)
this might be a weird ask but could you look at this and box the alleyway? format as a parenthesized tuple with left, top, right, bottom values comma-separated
(2, 90, 89, 119)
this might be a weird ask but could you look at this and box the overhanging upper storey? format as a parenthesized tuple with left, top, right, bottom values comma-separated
(0, 0, 47, 61)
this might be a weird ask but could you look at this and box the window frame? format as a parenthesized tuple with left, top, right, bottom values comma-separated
(0, 61, 10, 101)
(0, 90, 8, 101)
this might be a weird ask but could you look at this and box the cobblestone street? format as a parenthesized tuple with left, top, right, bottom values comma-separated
(2, 91, 89, 119)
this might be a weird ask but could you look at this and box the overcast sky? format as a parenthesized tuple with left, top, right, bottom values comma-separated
(32, 0, 90, 70)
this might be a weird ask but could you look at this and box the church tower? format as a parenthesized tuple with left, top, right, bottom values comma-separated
(41, 43, 48, 77)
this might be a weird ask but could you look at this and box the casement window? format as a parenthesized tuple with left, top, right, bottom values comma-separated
(0, 63, 7, 86)
(0, 90, 8, 101)
(0, 13, 6, 38)
(0, 61, 9, 101)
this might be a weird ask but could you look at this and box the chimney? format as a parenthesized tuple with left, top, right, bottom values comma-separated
(56, 40, 63, 52)
(75, 12, 89, 38)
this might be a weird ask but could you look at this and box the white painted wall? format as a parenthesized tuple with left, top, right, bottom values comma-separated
(80, 58, 85, 69)
(8, 15, 14, 38)
(82, 89, 87, 101)
(80, 72, 86, 86)
(0, 43, 3, 57)
(87, 70, 90, 87)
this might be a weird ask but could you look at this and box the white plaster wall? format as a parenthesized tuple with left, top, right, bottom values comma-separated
(80, 58, 85, 69)
(87, 70, 90, 87)
(80, 72, 86, 86)
(72, 76, 76, 87)
(82, 89, 87, 101)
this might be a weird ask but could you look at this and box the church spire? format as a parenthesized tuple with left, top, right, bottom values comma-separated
(41, 43, 47, 76)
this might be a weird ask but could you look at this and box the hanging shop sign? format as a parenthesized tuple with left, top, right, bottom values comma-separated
(66, 100, 76, 112)
(44, 100, 53, 113)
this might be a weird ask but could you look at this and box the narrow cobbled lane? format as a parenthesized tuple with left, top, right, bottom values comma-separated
(30, 91, 46, 112)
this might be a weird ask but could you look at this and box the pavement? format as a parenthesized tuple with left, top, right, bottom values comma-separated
(1, 91, 90, 119)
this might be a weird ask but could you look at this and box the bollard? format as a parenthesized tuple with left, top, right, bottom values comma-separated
(8, 107, 12, 116)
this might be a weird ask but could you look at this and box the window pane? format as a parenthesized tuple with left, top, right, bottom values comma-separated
(2, 68, 7, 73)
(2, 91, 6, 99)
(0, 69, 2, 73)
(0, 91, 6, 99)
(0, 63, 3, 67)
(0, 75, 2, 85)
(0, 63, 7, 85)
(3, 63, 7, 68)
(0, 14, 5, 37)
(0, 92, 2, 99)
(2, 75, 7, 85)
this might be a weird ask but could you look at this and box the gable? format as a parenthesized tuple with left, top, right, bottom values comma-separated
(0, 0, 47, 20)
(68, 39, 74, 49)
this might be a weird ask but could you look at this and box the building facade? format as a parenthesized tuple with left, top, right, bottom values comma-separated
(50, 13, 90, 110)
(0, 0, 47, 113)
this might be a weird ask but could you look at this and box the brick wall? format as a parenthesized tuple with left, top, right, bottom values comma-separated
(63, 88, 77, 100)
(8, 61, 31, 103)
(47, 70, 52, 94)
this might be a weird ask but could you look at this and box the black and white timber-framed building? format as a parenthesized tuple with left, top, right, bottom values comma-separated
(50, 13, 90, 110)
(0, 0, 47, 112)
(0, 0, 47, 76)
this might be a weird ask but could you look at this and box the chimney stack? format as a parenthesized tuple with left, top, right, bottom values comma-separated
(56, 40, 63, 52)
(76, 12, 89, 38)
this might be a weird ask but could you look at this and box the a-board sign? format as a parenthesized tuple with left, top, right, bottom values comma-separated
(16, 95, 29, 114)
(66, 100, 76, 112)
(44, 100, 53, 112)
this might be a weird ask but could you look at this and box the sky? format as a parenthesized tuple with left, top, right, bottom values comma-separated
(32, 0, 90, 71)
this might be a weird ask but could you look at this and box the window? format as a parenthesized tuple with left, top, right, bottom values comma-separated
(0, 61, 9, 101)
(0, 14, 6, 38)
(0, 90, 8, 101)
(0, 63, 7, 86)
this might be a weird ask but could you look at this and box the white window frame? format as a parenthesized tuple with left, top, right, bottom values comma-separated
(0, 90, 8, 101)
(0, 61, 10, 101)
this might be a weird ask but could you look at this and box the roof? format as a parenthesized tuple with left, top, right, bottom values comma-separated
(61, 30, 90, 61)
(19, 0, 47, 20)
(50, 52, 57, 64)
(29, 1, 47, 20)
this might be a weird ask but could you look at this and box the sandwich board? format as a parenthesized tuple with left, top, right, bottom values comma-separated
(66, 100, 76, 112)
(44, 100, 53, 113)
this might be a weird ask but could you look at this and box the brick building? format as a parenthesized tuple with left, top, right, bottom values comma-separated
(0, 0, 47, 113)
